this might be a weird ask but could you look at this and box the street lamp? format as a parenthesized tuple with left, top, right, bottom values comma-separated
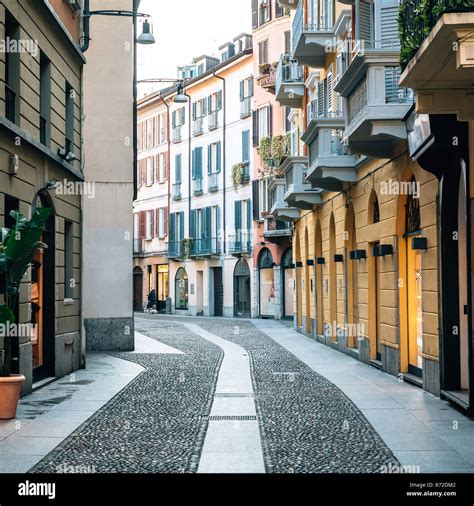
(79, 1, 156, 201)
(137, 78, 188, 103)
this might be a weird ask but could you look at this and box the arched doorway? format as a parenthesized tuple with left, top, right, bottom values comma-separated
(31, 192, 55, 381)
(175, 267, 189, 310)
(398, 177, 423, 377)
(314, 219, 323, 335)
(259, 248, 275, 318)
(281, 248, 294, 318)
(304, 227, 311, 334)
(368, 190, 381, 361)
(294, 233, 302, 327)
(328, 213, 337, 341)
(234, 259, 251, 317)
(345, 203, 358, 348)
(133, 267, 143, 311)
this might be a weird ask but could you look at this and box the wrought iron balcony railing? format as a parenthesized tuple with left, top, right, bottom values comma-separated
(190, 237, 221, 256)
(172, 125, 182, 143)
(192, 117, 204, 136)
(229, 232, 252, 255)
(172, 182, 182, 200)
(240, 96, 252, 118)
(276, 57, 304, 90)
(292, 0, 334, 56)
(133, 238, 145, 254)
(208, 111, 218, 130)
(208, 173, 218, 192)
(166, 241, 184, 259)
(192, 177, 203, 195)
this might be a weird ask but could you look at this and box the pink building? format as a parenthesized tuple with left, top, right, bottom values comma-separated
(250, 0, 293, 319)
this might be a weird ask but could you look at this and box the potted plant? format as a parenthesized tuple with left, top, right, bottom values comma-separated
(0, 208, 51, 419)
(258, 63, 271, 76)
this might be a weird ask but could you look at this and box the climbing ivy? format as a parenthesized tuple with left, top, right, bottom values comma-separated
(231, 162, 246, 192)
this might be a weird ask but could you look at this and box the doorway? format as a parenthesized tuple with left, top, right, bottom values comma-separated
(156, 264, 169, 313)
(259, 248, 275, 318)
(281, 248, 294, 318)
(133, 267, 143, 311)
(213, 267, 223, 317)
(234, 259, 251, 317)
(197, 270, 204, 315)
(32, 194, 55, 382)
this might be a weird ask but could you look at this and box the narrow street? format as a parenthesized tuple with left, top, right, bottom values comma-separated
(2, 316, 472, 474)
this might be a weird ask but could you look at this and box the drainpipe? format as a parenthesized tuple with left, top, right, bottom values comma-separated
(185, 91, 192, 238)
(80, 0, 91, 53)
(213, 71, 226, 253)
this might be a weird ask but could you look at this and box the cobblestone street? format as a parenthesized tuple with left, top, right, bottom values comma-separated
(27, 315, 406, 474)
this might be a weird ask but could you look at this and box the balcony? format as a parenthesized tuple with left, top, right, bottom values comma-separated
(240, 96, 252, 118)
(133, 238, 144, 255)
(257, 66, 276, 92)
(208, 173, 218, 192)
(302, 117, 366, 191)
(292, 0, 336, 68)
(190, 237, 221, 257)
(281, 156, 323, 209)
(399, 4, 474, 120)
(172, 182, 182, 200)
(229, 231, 252, 256)
(269, 178, 300, 223)
(192, 117, 204, 136)
(193, 177, 203, 196)
(166, 240, 184, 260)
(275, 57, 305, 108)
(240, 162, 250, 183)
(209, 111, 219, 130)
(172, 126, 183, 143)
(264, 216, 293, 244)
(335, 44, 414, 157)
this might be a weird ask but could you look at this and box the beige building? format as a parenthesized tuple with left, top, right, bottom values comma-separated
(0, 0, 84, 394)
(81, 0, 135, 351)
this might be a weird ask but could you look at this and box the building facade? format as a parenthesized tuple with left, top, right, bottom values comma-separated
(397, 2, 474, 413)
(82, 0, 135, 352)
(0, 0, 85, 394)
(133, 36, 255, 318)
(278, 0, 451, 404)
(251, 0, 295, 320)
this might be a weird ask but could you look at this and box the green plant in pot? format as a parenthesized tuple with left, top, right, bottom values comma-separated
(0, 208, 51, 419)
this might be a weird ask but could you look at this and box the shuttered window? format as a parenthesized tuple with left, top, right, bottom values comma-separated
(242, 130, 250, 163)
(175, 154, 182, 183)
(358, 1, 373, 43)
(252, 180, 260, 220)
(258, 39, 269, 64)
(379, 0, 400, 49)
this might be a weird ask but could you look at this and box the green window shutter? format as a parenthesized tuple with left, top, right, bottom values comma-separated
(358, 0, 373, 43)
(205, 206, 211, 238)
(169, 213, 176, 242)
(192, 149, 196, 179)
(235, 200, 242, 241)
(216, 141, 221, 173)
(176, 154, 181, 183)
(197, 147, 203, 177)
(242, 130, 250, 163)
(192, 102, 197, 120)
(208, 144, 212, 175)
(208, 95, 213, 113)
(239, 80, 244, 101)
(217, 90, 222, 109)
(172, 111, 176, 128)
(246, 199, 251, 230)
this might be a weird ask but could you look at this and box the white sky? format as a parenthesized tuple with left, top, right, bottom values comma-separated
(137, 0, 252, 97)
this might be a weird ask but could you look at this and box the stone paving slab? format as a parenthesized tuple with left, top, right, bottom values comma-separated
(0, 353, 143, 473)
(251, 319, 474, 473)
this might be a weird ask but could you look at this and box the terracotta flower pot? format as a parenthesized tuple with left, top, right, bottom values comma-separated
(0, 374, 25, 420)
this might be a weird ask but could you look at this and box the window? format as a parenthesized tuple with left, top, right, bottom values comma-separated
(192, 147, 203, 179)
(64, 220, 74, 299)
(258, 106, 271, 140)
(172, 107, 185, 127)
(208, 91, 223, 112)
(157, 208, 166, 237)
(145, 210, 153, 240)
(207, 142, 222, 174)
(193, 99, 207, 119)
(158, 153, 167, 181)
(284, 107, 291, 133)
(146, 157, 154, 185)
(276, 0, 285, 17)
(259, 0, 271, 25)
(259, 179, 269, 217)
(65, 82, 75, 153)
(133, 213, 139, 240)
(5, 11, 19, 124)
(39, 51, 51, 146)
(240, 77, 253, 101)
(258, 39, 269, 65)
(159, 113, 167, 144)
(175, 268, 189, 310)
(242, 130, 250, 164)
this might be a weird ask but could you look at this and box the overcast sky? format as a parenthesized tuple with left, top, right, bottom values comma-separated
(137, 0, 251, 97)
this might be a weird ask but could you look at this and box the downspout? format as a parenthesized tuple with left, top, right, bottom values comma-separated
(213, 71, 226, 253)
(80, 0, 91, 53)
(185, 91, 192, 238)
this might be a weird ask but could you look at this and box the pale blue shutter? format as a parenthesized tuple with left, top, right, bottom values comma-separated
(217, 90, 222, 109)
(208, 144, 212, 175)
(235, 200, 242, 243)
(196, 147, 203, 177)
(380, 0, 400, 49)
(216, 141, 221, 173)
(190, 210, 196, 239)
(242, 130, 250, 163)
(246, 199, 251, 230)
(175, 154, 181, 183)
(179, 212, 184, 240)
(169, 213, 176, 242)
(358, 1, 372, 43)
(192, 149, 196, 179)
(240, 80, 244, 101)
